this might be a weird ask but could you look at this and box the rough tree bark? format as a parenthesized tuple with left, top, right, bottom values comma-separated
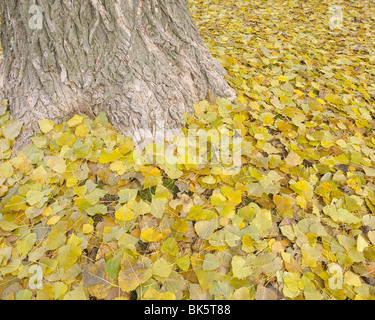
(0, 0, 236, 146)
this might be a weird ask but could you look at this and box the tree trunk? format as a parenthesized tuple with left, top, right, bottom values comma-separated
(0, 0, 236, 146)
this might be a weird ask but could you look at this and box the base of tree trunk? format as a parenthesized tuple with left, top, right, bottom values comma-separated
(0, 1, 236, 149)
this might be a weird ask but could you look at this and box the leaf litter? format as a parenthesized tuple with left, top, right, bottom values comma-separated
(0, 0, 375, 300)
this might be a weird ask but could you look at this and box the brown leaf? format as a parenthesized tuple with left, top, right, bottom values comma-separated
(256, 284, 284, 300)
(82, 260, 116, 300)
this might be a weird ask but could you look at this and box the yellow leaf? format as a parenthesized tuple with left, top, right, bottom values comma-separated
(63, 286, 88, 300)
(109, 161, 126, 175)
(237, 96, 245, 104)
(211, 192, 227, 207)
(321, 141, 334, 148)
(0, 185, 7, 197)
(325, 94, 343, 105)
(118, 254, 152, 292)
(73, 185, 88, 197)
(293, 180, 311, 191)
(221, 187, 241, 206)
(344, 271, 362, 287)
(263, 115, 274, 125)
(38, 119, 55, 133)
(278, 76, 289, 82)
(26, 190, 44, 206)
(277, 120, 292, 132)
(202, 175, 216, 185)
(5, 196, 28, 211)
(152, 258, 173, 278)
(30, 165, 48, 182)
(143, 287, 176, 300)
(82, 224, 94, 234)
(232, 255, 252, 279)
(75, 124, 89, 137)
(57, 244, 82, 270)
(0, 162, 13, 178)
(273, 195, 293, 217)
(172, 219, 189, 233)
(302, 253, 317, 268)
(309, 92, 316, 99)
(253, 210, 272, 232)
(294, 89, 304, 97)
(42, 207, 53, 217)
(139, 165, 161, 177)
(176, 255, 190, 271)
(67, 234, 82, 246)
(66, 176, 78, 188)
(115, 205, 135, 222)
(47, 215, 61, 226)
(119, 138, 134, 155)
(285, 151, 303, 167)
(67, 115, 84, 127)
(99, 148, 122, 164)
(55, 132, 76, 147)
(141, 227, 163, 243)
(357, 234, 369, 252)
(47, 157, 66, 174)
(151, 197, 167, 219)
(249, 101, 260, 111)
(17, 233, 37, 256)
(296, 195, 307, 209)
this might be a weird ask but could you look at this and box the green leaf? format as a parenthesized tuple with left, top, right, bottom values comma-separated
(105, 250, 125, 280)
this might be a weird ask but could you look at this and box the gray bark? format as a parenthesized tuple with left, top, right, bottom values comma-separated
(0, 0, 236, 146)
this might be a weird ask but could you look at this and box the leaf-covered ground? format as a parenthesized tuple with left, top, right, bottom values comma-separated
(1, 0, 375, 300)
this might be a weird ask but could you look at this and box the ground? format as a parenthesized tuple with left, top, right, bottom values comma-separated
(0, 0, 375, 300)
